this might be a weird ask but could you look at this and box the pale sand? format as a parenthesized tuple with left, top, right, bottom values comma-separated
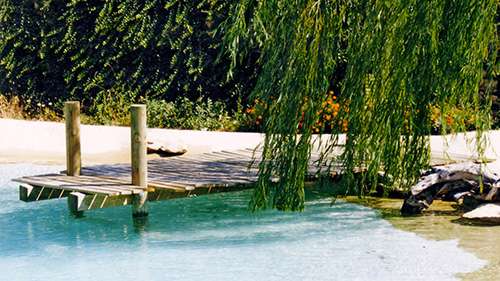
(1, 118, 500, 166)
(0, 118, 264, 165)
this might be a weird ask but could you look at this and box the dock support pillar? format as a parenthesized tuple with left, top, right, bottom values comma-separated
(65, 101, 81, 176)
(132, 192, 148, 218)
(68, 192, 85, 218)
(131, 104, 148, 217)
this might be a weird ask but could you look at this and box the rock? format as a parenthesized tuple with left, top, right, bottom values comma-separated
(463, 203, 500, 224)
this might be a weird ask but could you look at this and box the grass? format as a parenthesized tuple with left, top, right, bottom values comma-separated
(0, 94, 61, 121)
(0, 94, 254, 131)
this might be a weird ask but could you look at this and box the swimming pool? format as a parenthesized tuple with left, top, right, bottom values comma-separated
(0, 164, 486, 280)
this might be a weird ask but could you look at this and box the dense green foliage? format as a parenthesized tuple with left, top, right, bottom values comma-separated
(147, 96, 249, 131)
(225, 0, 499, 211)
(0, 0, 257, 123)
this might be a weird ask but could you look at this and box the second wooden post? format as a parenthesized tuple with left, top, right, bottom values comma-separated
(65, 101, 81, 177)
(131, 104, 148, 217)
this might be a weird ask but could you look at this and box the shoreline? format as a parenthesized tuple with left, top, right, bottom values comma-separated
(348, 196, 500, 281)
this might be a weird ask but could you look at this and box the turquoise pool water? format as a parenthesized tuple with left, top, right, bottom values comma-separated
(0, 164, 486, 280)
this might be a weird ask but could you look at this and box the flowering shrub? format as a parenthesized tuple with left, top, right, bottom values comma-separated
(246, 92, 480, 134)
(246, 91, 349, 134)
(428, 103, 477, 134)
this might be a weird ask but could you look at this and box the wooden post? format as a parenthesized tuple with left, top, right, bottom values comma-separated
(131, 104, 148, 217)
(65, 101, 81, 176)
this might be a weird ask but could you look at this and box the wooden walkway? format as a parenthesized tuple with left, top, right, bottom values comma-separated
(13, 148, 339, 216)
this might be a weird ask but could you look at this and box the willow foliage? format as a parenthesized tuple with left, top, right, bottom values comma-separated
(224, 0, 499, 211)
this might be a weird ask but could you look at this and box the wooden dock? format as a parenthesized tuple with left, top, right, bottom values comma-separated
(11, 102, 340, 218)
(12, 148, 338, 217)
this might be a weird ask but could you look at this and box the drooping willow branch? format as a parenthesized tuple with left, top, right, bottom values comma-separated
(223, 0, 498, 211)
(224, 0, 348, 211)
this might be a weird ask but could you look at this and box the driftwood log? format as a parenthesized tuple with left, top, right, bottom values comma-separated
(147, 140, 187, 156)
(401, 162, 500, 217)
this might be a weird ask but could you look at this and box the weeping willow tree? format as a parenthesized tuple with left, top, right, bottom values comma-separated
(223, 0, 499, 211)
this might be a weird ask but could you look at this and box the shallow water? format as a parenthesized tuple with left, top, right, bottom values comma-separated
(349, 197, 500, 281)
(0, 164, 487, 280)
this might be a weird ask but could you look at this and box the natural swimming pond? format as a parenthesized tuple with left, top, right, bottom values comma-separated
(0, 164, 487, 280)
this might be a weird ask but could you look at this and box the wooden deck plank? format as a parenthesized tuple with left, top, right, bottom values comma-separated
(14, 177, 122, 196)
(46, 176, 146, 194)
(13, 175, 144, 196)
(82, 167, 197, 192)
(34, 175, 142, 193)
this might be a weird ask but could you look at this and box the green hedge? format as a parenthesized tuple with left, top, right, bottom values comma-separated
(0, 0, 257, 122)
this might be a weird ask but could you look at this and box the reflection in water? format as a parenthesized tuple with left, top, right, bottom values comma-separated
(133, 217, 150, 233)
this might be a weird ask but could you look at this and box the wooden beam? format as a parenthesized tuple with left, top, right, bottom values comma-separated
(67, 192, 131, 214)
(65, 101, 81, 176)
(131, 104, 148, 217)
(19, 184, 70, 202)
